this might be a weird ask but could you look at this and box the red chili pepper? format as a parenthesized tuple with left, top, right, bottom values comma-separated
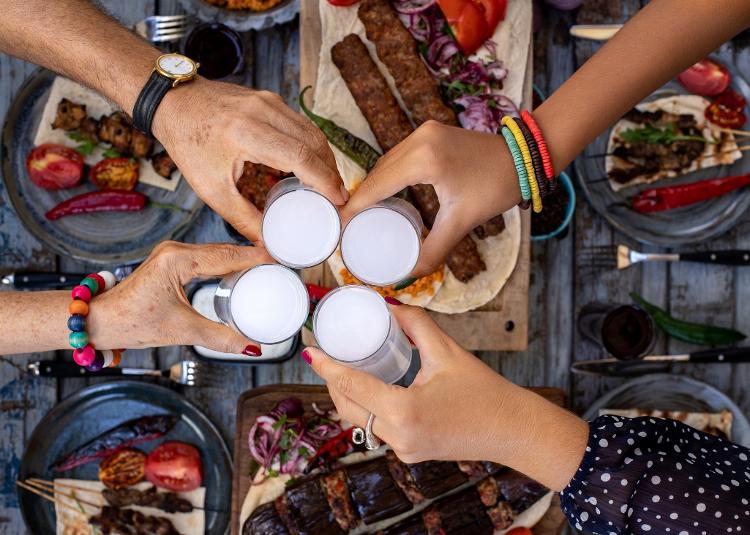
(306, 283, 332, 302)
(631, 173, 750, 213)
(304, 427, 355, 473)
(45, 190, 147, 220)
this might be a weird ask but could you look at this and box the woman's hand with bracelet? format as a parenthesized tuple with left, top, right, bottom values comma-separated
(88, 241, 272, 356)
(342, 121, 522, 277)
(303, 302, 588, 492)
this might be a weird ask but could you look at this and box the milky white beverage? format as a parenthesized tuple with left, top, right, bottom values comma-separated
(313, 285, 412, 384)
(341, 198, 422, 286)
(214, 265, 309, 344)
(262, 177, 341, 268)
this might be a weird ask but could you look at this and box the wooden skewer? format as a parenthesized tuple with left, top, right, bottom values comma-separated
(22, 479, 103, 510)
(719, 127, 750, 138)
(15, 480, 89, 517)
(27, 478, 98, 495)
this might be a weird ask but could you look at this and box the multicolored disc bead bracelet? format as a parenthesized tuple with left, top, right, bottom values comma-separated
(68, 271, 123, 371)
(500, 125, 531, 208)
(502, 116, 543, 213)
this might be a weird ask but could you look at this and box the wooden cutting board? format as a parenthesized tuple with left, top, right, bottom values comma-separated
(231, 385, 567, 535)
(299, 0, 531, 351)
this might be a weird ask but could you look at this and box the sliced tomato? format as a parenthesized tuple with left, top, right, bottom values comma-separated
(705, 89, 747, 129)
(506, 528, 533, 535)
(678, 59, 730, 97)
(327, 0, 359, 5)
(26, 144, 84, 190)
(99, 448, 146, 489)
(145, 442, 203, 492)
(474, 0, 506, 31)
(438, 0, 505, 55)
(91, 157, 140, 191)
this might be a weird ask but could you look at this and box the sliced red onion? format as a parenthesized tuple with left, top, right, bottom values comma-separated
(392, 0, 436, 14)
(486, 60, 508, 82)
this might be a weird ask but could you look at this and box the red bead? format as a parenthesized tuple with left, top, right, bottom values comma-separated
(71, 285, 92, 303)
(87, 273, 106, 294)
(73, 345, 96, 367)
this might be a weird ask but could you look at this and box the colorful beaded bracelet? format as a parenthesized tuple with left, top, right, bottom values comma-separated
(520, 110, 555, 182)
(68, 271, 123, 371)
(500, 125, 531, 205)
(501, 116, 542, 213)
(516, 119, 549, 198)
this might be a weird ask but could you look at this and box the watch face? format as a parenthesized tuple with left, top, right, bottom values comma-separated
(157, 54, 195, 77)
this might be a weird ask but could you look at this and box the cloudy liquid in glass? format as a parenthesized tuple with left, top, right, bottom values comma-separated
(262, 189, 341, 268)
(342, 207, 420, 286)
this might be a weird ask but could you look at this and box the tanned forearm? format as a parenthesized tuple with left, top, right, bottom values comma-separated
(535, 0, 750, 176)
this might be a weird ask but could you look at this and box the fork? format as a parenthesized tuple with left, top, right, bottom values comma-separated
(28, 360, 223, 387)
(134, 14, 190, 43)
(578, 244, 750, 271)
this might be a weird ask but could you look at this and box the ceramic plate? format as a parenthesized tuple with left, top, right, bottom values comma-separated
(178, 0, 300, 31)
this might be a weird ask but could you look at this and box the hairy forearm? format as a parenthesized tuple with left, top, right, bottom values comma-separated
(0, 291, 70, 353)
(535, 0, 750, 174)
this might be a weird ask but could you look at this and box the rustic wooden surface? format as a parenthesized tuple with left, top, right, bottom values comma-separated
(230, 385, 567, 535)
(2, 1, 750, 533)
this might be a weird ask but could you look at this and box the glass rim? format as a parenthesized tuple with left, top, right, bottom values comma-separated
(340, 204, 421, 287)
(312, 284, 393, 364)
(228, 263, 310, 344)
(260, 179, 342, 269)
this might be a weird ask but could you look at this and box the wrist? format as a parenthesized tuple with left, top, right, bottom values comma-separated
(491, 136, 523, 212)
(150, 76, 209, 148)
(87, 291, 122, 350)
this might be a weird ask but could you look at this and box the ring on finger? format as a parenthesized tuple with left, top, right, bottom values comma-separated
(365, 412, 381, 450)
(352, 427, 365, 445)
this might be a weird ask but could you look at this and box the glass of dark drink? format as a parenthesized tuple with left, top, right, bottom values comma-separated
(184, 23, 245, 80)
(578, 302, 656, 360)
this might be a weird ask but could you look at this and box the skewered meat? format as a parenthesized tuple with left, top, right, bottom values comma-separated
(322, 470, 358, 531)
(487, 501, 515, 530)
(385, 450, 425, 504)
(331, 34, 413, 153)
(474, 215, 506, 239)
(345, 457, 412, 524)
(243, 502, 291, 535)
(131, 129, 155, 159)
(236, 162, 292, 210)
(79, 116, 100, 143)
(98, 112, 133, 153)
(477, 477, 500, 507)
(622, 108, 697, 130)
(456, 461, 504, 478)
(52, 98, 87, 131)
(404, 461, 467, 499)
(434, 488, 493, 535)
(445, 233, 487, 283)
(284, 477, 344, 535)
(89, 505, 181, 535)
(357, 0, 458, 127)
(102, 486, 193, 514)
(151, 151, 177, 178)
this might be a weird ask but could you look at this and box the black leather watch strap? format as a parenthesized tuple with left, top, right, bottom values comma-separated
(132, 71, 172, 135)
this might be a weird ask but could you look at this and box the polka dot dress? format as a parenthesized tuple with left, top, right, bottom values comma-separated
(560, 415, 750, 534)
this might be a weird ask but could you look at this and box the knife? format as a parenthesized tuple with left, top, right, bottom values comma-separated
(571, 346, 750, 376)
(2, 266, 135, 290)
(569, 24, 623, 41)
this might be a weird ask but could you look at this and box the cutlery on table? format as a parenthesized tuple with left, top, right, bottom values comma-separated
(134, 14, 190, 43)
(571, 346, 750, 377)
(2, 266, 134, 290)
(578, 244, 750, 270)
(28, 360, 221, 387)
(569, 24, 623, 41)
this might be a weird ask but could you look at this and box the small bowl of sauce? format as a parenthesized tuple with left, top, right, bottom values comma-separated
(184, 22, 245, 80)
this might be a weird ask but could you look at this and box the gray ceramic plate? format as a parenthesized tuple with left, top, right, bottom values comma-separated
(178, 0, 300, 31)
(575, 58, 750, 246)
(18, 381, 231, 534)
(1, 69, 203, 265)
(582, 374, 750, 447)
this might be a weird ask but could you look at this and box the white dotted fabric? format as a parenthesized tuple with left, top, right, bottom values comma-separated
(560, 415, 750, 534)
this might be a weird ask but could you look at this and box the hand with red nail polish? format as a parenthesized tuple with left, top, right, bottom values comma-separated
(303, 304, 588, 494)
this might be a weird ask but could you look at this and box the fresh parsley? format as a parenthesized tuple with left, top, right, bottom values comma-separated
(102, 147, 121, 158)
(75, 141, 97, 156)
(620, 123, 713, 145)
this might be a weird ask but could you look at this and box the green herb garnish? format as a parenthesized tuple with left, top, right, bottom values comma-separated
(102, 147, 121, 158)
(620, 123, 714, 145)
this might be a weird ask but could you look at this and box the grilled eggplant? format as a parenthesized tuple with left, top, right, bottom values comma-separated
(404, 461, 467, 499)
(284, 477, 344, 535)
(243, 502, 291, 535)
(346, 457, 412, 524)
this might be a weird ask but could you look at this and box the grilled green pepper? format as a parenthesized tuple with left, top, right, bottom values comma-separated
(630, 292, 746, 346)
(298, 86, 381, 172)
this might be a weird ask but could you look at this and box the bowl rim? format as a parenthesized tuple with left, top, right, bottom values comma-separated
(531, 170, 576, 241)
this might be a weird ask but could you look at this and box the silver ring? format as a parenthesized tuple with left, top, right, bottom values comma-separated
(365, 412, 381, 450)
(352, 427, 365, 445)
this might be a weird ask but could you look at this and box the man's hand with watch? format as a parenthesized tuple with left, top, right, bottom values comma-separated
(132, 52, 346, 241)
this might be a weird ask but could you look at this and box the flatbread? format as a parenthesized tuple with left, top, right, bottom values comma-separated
(606, 95, 742, 192)
(315, 1, 526, 313)
(53, 479, 205, 535)
(600, 408, 733, 439)
(34, 76, 182, 191)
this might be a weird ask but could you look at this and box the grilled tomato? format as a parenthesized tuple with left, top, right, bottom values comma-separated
(98, 448, 146, 489)
(145, 442, 203, 492)
(91, 157, 140, 191)
(26, 144, 84, 190)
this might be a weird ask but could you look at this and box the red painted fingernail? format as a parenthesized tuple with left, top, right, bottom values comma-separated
(301, 349, 312, 365)
(384, 296, 403, 306)
(243, 344, 262, 357)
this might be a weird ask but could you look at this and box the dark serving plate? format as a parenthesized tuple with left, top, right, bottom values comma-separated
(178, 0, 299, 31)
(575, 58, 750, 246)
(18, 381, 232, 534)
(1, 69, 204, 265)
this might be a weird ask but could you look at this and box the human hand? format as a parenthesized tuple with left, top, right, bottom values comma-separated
(88, 241, 273, 356)
(341, 121, 521, 277)
(153, 79, 346, 240)
(304, 302, 588, 491)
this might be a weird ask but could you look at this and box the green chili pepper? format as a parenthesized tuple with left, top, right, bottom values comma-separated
(630, 292, 746, 346)
(299, 86, 381, 172)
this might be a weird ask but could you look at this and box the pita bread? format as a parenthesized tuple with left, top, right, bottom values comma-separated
(606, 95, 742, 192)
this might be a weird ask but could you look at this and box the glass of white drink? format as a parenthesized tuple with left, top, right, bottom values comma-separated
(313, 285, 412, 384)
(341, 197, 423, 287)
(214, 264, 310, 344)
(261, 177, 341, 268)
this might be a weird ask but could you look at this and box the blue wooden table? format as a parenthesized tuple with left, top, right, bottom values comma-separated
(1, 1, 749, 533)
